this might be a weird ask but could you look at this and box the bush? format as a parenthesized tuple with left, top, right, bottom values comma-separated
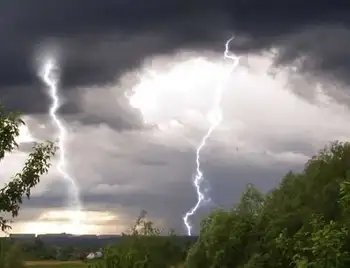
(92, 211, 188, 268)
(3, 242, 25, 268)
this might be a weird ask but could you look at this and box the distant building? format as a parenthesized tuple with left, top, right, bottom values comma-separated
(86, 249, 103, 260)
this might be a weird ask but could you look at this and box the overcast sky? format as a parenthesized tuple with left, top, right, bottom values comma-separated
(1, 1, 350, 235)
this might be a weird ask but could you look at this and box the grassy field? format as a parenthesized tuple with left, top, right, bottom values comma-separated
(25, 260, 89, 267)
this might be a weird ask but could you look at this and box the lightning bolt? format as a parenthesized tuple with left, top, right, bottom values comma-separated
(38, 56, 82, 233)
(183, 37, 241, 236)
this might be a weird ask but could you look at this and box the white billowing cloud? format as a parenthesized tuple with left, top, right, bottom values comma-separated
(119, 50, 350, 164)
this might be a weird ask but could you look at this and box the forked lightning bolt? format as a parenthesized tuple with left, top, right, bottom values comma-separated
(38, 57, 82, 232)
(183, 37, 241, 236)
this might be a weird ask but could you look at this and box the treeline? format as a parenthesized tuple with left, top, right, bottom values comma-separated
(92, 141, 350, 268)
(0, 234, 197, 263)
(0, 238, 76, 263)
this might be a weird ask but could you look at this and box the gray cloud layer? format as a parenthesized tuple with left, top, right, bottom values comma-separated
(1, 1, 350, 113)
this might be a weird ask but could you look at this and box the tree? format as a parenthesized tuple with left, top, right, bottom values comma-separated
(3, 242, 25, 268)
(0, 107, 56, 231)
(185, 141, 350, 267)
(93, 211, 187, 268)
(291, 215, 349, 267)
(0, 238, 12, 268)
(128, 210, 161, 236)
(186, 185, 265, 268)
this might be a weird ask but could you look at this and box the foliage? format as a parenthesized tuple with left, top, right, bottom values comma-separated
(20, 237, 58, 260)
(23, 260, 88, 267)
(0, 106, 56, 231)
(185, 141, 350, 268)
(186, 184, 264, 268)
(1, 242, 25, 268)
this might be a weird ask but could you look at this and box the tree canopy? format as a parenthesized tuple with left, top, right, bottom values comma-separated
(186, 141, 350, 267)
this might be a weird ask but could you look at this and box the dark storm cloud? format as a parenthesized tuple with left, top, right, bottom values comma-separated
(1, 2, 349, 87)
(1, 0, 349, 127)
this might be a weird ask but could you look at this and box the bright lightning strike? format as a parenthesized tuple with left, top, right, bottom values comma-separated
(38, 56, 82, 233)
(183, 37, 241, 236)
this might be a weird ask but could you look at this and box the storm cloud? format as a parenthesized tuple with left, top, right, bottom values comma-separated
(1, 1, 350, 111)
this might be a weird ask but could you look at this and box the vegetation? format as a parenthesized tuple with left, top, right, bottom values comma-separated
(92, 210, 193, 268)
(25, 260, 87, 267)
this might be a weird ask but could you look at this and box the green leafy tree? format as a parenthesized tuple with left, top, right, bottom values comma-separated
(291, 216, 349, 267)
(3, 242, 24, 268)
(0, 239, 13, 268)
(186, 185, 264, 268)
(0, 107, 56, 231)
(186, 141, 350, 267)
(253, 141, 350, 267)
